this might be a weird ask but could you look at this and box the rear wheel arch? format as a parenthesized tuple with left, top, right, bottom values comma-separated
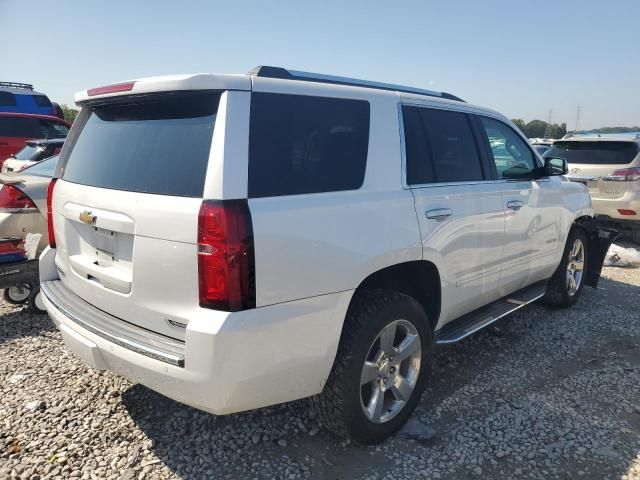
(349, 261, 441, 331)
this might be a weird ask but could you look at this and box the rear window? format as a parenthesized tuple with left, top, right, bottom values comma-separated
(32, 95, 52, 107)
(248, 92, 370, 198)
(546, 141, 639, 165)
(62, 92, 220, 197)
(23, 155, 57, 177)
(14, 143, 44, 161)
(0, 92, 17, 106)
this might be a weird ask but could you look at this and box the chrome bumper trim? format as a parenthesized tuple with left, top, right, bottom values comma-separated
(41, 281, 185, 367)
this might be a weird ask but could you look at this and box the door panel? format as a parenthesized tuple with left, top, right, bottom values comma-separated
(474, 115, 561, 293)
(413, 184, 505, 323)
(401, 104, 506, 326)
(498, 180, 560, 292)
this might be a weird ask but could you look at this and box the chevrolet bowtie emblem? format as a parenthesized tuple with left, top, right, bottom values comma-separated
(79, 210, 96, 225)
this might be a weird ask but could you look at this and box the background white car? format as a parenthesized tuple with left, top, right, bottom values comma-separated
(2, 138, 63, 173)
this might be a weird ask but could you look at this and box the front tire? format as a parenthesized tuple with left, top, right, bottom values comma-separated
(544, 228, 589, 308)
(314, 289, 433, 444)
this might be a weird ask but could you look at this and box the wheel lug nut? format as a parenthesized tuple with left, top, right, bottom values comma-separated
(383, 376, 388, 384)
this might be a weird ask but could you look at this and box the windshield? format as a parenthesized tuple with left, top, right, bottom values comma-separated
(22, 155, 57, 177)
(14, 143, 44, 160)
(62, 92, 220, 197)
(545, 141, 639, 165)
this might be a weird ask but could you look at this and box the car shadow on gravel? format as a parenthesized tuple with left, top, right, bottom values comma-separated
(122, 275, 640, 480)
(0, 303, 55, 344)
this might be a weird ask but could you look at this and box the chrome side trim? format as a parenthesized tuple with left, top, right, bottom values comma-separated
(41, 281, 185, 367)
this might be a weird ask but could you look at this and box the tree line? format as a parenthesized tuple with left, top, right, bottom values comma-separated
(511, 119, 567, 139)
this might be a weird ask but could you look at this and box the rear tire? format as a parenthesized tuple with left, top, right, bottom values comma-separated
(314, 289, 433, 444)
(543, 228, 589, 308)
(3, 284, 31, 304)
(28, 286, 47, 315)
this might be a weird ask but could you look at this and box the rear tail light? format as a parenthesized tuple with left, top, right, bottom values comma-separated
(603, 167, 640, 181)
(47, 179, 57, 248)
(197, 200, 255, 311)
(617, 209, 637, 216)
(0, 185, 37, 211)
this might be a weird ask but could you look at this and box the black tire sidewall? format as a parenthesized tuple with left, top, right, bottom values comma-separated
(557, 228, 589, 307)
(341, 294, 433, 444)
(3, 285, 31, 305)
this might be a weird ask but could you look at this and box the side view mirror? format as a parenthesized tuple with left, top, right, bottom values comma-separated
(543, 157, 568, 176)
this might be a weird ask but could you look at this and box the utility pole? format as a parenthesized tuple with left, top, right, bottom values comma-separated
(575, 106, 581, 132)
(544, 109, 553, 138)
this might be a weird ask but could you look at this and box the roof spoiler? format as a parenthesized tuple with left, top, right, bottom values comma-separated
(248, 65, 465, 102)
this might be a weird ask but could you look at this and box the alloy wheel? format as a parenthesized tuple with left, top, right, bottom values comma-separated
(360, 319, 422, 424)
(566, 238, 585, 296)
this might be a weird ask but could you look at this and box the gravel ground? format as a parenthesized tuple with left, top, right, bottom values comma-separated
(2, 266, 640, 480)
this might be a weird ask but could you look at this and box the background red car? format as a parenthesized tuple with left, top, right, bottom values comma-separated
(0, 112, 70, 169)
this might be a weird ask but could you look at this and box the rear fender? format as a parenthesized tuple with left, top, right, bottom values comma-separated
(577, 219, 619, 288)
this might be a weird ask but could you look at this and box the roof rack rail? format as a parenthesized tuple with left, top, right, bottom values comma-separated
(0, 81, 34, 91)
(248, 66, 465, 102)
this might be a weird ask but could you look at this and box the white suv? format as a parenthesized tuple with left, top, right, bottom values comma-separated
(39, 66, 614, 444)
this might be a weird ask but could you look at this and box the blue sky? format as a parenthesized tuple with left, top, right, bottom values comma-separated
(1, 0, 638, 129)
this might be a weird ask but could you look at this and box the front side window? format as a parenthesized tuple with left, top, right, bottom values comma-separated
(248, 92, 370, 198)
(480, 117, 537, 179)
(32, 95, 52, 107)
(403, 106, 484, 184)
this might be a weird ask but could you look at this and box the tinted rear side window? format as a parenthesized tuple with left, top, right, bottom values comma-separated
(249, 92, 370, 198)
(62, 92, 220, 197)
(0, 116, 39, 137)
(0, 92, 17, 106)
(403, 106, 484, 184)
(546, 141, 639, 165)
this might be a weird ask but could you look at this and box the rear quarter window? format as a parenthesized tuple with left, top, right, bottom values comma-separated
(248, 92, 370, 198)
(61, 92, 220, 197)
(547, 141, 639, 165)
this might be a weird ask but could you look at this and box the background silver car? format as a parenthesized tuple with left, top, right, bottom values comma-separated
(0, 155, 57, 255)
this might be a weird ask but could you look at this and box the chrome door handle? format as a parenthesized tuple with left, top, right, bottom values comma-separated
(425, 208, 452, 220)
(506, 200, 523, 210)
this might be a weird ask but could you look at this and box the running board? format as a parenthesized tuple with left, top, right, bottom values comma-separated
(435, 281, 547, 345)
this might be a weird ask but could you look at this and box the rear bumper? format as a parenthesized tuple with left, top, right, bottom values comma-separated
(42, 276, 352, 415)
(591, 193, 640, 221)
